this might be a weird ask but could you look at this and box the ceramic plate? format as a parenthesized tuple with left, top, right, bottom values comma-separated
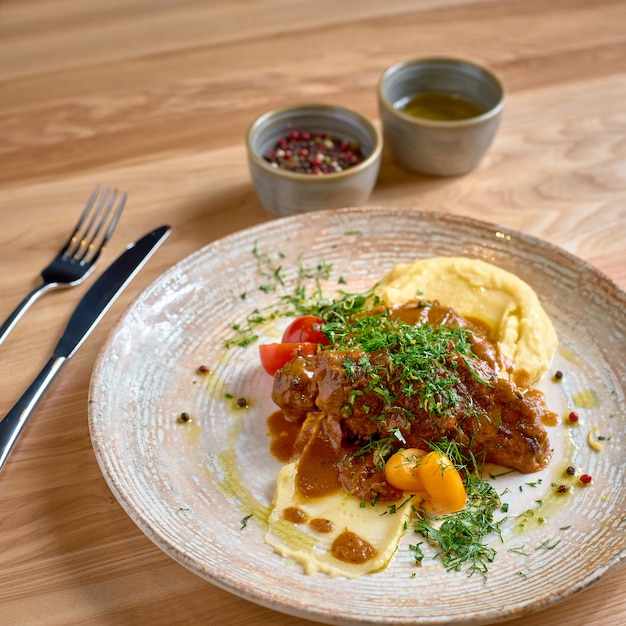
(89, 208, 625, 625)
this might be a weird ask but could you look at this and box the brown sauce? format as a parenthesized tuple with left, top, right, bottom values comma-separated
(267, 410, 301, 462)
(331, 530, 377, 564)
(295, 422, 343, 497)
(526, 388, 559, 426)
(390, 301, 494, 341)
(267, 409, 345, 499)
(283, 506, 309, 524)
(309, 518, 335, 533)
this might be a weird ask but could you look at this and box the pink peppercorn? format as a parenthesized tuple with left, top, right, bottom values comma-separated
(568, 411, 579, 423)
(580, 474, 592, 484)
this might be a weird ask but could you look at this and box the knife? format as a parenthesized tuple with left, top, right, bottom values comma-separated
(0, 225, 171, 474)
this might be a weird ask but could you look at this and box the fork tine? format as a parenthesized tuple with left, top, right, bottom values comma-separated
(59, 185, 102, 256)
(73, 188, 114, 263)
(100, 192, 126, 247)
(69, 187, 111, 261)
(79, 190, 127, 265)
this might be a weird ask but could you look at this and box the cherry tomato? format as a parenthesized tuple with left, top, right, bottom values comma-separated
(281, 315, 329, 345)
(384, 448, 427, 492)
(258, 342, 318, 375)
(416, 451, 467, 514)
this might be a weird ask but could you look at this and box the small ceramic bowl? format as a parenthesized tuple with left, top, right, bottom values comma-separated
(246, 103, 382, 218)
(378, 57, 505, 176)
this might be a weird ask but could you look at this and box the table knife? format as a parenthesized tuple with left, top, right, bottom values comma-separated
(0, 225, 171, 474)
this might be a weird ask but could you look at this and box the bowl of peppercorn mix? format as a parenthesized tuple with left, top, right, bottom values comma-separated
(246, 103, 382, 217)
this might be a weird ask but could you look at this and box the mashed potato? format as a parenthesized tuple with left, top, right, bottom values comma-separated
(266, 463, 417, 578)
(375, 257, 557, 387)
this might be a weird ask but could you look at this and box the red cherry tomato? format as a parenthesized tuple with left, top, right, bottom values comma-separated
(259, 342, 318, 375)
(281, 315, 329, 345)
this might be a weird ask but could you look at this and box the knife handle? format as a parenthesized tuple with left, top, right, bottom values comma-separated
(0, 355, 66, 474)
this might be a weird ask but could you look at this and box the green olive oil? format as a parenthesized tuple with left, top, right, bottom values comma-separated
(399, 92, 485, 121)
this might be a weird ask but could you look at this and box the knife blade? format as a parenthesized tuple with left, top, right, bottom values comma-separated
(0, 224, 171, 473)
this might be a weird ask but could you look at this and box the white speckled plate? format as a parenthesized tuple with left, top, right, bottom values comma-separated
(89, 208, 625, 626)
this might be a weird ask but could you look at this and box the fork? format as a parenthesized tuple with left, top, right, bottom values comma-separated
(0, 186, 126, 347)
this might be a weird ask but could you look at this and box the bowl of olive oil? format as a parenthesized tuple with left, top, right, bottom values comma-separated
(378, 57, 505, 176)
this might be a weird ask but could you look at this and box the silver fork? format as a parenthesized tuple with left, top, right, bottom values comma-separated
(0, 186, 126, 347)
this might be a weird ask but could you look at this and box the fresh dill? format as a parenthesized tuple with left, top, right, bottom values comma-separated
(409, 542, 425, 565)
(412, 473, 505, 580)
(535, 538, 561, 551)
(224, 250, 338, 348)
(326, 311, 478, 419)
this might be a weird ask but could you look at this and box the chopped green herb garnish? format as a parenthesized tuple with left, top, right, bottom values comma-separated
(412, 451, 506, 580)
(410, 542, 425, 564)
(324, 310, 481, 421)
(536, 538, 561, 550)
(224, 247, 373, 348)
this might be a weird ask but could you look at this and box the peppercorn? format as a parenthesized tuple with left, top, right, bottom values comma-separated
(556, 484, 570, 494)
(178, 411, 192, 424)
(236, 397, 249, 408)
(264, 130, 365, 174)
(565, 466, 576, 476)
(553, 370, 563, 381)
(579, 474, 593, 484)
(197, 365, 210, 374)
(568, 411, 579, 423)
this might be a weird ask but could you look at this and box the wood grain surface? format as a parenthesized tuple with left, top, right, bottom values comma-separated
(0, 1, 624, 625)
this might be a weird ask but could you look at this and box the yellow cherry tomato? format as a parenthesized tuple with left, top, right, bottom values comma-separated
(416, 451, 467, 514)
(384, 448, 427, 492)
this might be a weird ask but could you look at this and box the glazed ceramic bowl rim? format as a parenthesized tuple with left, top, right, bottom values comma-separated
(378, 56, 506, 128)
(245, 102, 383, 181)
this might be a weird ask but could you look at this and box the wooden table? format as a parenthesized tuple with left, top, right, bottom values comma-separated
(1, 1, 624, 624)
